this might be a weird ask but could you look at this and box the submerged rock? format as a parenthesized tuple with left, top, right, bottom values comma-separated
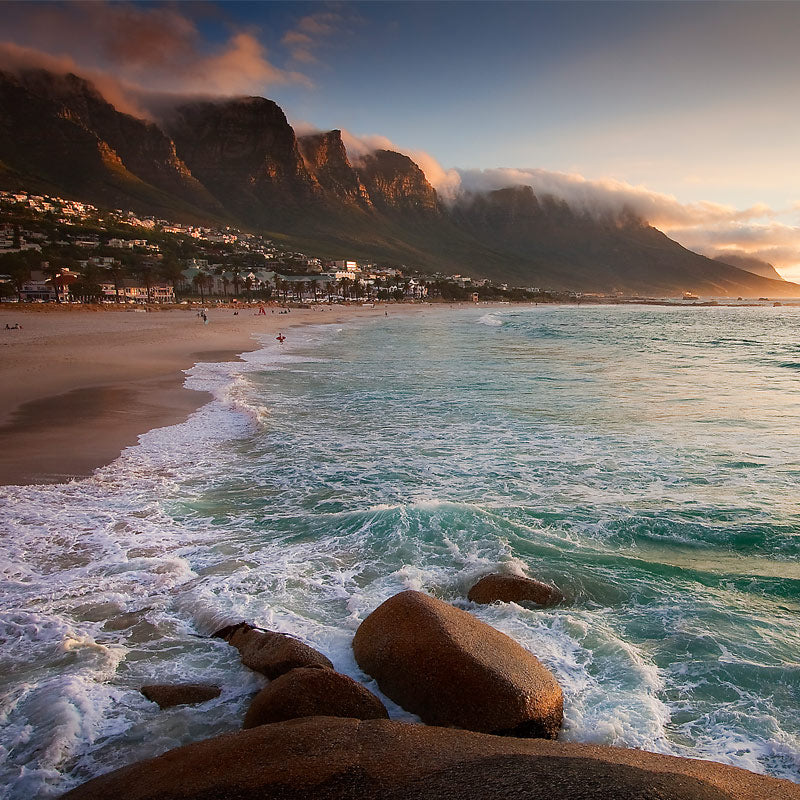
(62, 716, 800, 800)
(213, 622, 333, 679)
(467, 573, 564, 607)
(140, 683, 221, 709)
(243, 667, 388, 729)
(352, 590, 563, 738)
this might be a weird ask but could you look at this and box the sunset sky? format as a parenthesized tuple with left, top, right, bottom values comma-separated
(3, 0, 800, 278)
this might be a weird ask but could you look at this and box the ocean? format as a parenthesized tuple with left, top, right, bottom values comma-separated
(2, 303, 800, 797)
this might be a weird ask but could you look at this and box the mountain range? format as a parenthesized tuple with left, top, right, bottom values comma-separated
(1, 67, 797, 297)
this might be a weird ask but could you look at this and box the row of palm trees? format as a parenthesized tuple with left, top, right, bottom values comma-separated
(188, 270, 422, 304)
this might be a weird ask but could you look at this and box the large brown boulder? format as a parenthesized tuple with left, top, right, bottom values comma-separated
(62, 716, 800, 800)
(140, 683, 220, 709)
(468, 573, 564, 606)
(213, 622, 333, 678)
(352, 590, 563, 738)
(243, 667, 388, 729)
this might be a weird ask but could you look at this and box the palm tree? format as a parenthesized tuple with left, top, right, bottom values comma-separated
(309, 278, 319, 303)
(192, 272, 210, 303)
(137, 262, 155, 303)
(105, 260, 125, 303)
(231, 265, 242, 297)
(338, 276, 351, 300)
(43, 262, 63, 303)
(245, 275, 254, 301)
(2, 252, 33, 302)
(78, 261, 103, 302)
(159, 254, 184, 301)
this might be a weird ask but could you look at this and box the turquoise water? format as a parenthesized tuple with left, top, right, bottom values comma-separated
(2, 304, 800, 796)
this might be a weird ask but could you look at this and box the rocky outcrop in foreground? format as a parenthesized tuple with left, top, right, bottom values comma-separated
(62, 716, 800, 800)
(243, 667, 388, 729)
(213, 622, 333, 678)
(352, 590, 563, 738)
(140, 683, 220, 709)
(468, 573, 565, 606)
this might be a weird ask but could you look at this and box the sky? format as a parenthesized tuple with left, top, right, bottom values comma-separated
(2, 0, 800, 278)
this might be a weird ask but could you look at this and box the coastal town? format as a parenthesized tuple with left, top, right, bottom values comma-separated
(0, 189, 564, 306)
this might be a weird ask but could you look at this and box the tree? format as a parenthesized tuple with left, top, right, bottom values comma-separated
(0, 251, 36, 302)
(245, 275, 253, 300)
(192, 271, 211, 302)
(309, 278, 319, 303)
(137, 262, 155, 303)
(159, 254, 184, 301)
(42, 261, 65, 302)
(74, 261, 103, 302)
(105, 260, 125, 303)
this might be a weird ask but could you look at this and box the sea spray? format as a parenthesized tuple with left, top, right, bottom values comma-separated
(3, 307, 800, 796)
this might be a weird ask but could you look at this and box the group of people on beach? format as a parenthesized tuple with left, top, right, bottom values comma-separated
(4, 323, 22, 330)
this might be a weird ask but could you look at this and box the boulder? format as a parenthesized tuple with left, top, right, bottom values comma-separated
(243, 667, 388, 729)
(468, 573, 564, 606)
(140, 683, 221, 709)
(62, 716, 800, 800)
(352, 590, 563, 738)
(213, 622, 333, 679)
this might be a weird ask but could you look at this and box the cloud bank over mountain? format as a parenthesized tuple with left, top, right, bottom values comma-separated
(332, 137, 800, 279)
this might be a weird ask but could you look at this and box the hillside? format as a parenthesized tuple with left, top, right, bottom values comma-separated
(1, 67, 797, 297)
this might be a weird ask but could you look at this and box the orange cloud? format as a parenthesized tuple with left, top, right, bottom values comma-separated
(0, 1, 310, 116)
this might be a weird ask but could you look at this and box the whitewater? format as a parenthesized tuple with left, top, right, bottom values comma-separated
(2, 304, 800, 797)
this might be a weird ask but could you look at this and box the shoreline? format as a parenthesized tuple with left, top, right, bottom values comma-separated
(1, 297, 790, 486)
(0, 304, 413, 486)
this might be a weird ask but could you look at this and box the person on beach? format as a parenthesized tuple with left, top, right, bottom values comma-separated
(276, 333, 286, 343)
(258, 305, 266, 315)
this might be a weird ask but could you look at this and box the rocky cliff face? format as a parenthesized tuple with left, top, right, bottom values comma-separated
(1, 66, 797, 297)
(297, 130, 372, 208)
(0, 69, 219, 215)
(449, 185, 794, 297)
(165, 97, 320, 220)
(354, 150, 441, 214)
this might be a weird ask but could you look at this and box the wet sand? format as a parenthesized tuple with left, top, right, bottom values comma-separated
(0, 304, 407, 485)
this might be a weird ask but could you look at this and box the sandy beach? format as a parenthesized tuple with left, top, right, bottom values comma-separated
(0, 303, 401, 485)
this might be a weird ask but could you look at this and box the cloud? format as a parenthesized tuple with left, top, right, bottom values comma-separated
(338, 130, 462, 197)
(332, 131, 800, 275)
(0, 1, 310, 117)
(669, 220, 800, 276)
(450, 167, 800, 276)
(453, 167, 774, 227)
(281, 10, 353, 65)
(339, 130, 397, 158)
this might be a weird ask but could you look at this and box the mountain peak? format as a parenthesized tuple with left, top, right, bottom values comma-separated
(297, 130, 371, 207)
(354, 149, 440, 214)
